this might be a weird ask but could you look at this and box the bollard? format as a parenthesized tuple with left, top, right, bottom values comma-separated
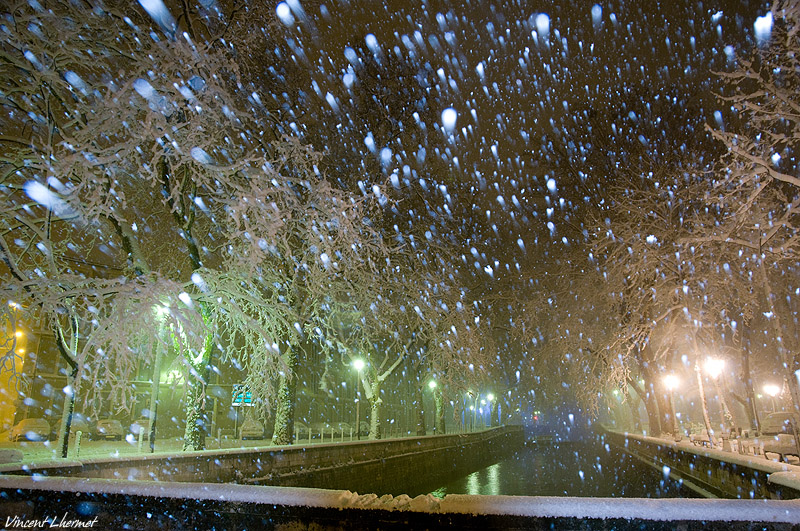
(74, 431, 82, 459)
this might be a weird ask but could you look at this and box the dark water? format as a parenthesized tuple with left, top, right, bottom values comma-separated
(422, 440, 693, 498)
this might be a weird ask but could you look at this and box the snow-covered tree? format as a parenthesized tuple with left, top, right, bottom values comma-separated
(0, 0, 379, 454)
(707, 0, 800, 415)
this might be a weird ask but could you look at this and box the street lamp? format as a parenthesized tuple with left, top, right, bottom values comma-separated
(663, 374, 679, 438)
(487, 393, 496, 427)
(352, 359, 364, 439)
(705, 358, 734, 431)
(428, 380, 441, 433)
(764, 383, 780, 413)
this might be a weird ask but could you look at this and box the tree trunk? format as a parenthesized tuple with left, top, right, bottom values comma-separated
(182, 376, 207, 451)
(630, 379, 658, 435)
(639, 358, 667, 436)
(758, 259, 800, 416)
(654, 379, 673, 436)
(272, 346, 299, 445)
(415, 384, 426, 436)
(56, 368, 78, 458)
(368, 381, 382, 440)
(695, 362, 716, 446)
(182, 322, 213, 451)
(740, 327, 761, 433)
(625, 389, 643, 432)
(433, 387, 445, 433)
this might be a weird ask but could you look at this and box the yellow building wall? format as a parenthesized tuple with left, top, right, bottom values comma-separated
(0, 312, 27, 432)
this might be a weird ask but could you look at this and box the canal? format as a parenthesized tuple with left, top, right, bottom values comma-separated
(414, 438, 695, 498)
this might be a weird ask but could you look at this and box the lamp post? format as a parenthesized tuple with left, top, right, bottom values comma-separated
(705, 358, 734, 431)
(473, 393, 479, 430)
(695, 362, 717, 447)
(663, 374, 679, 438)
(429, 380, 444, 434)
(764, 384, 780, 413)
(487, 393, 496, 427)
(353, 359, 364, 440)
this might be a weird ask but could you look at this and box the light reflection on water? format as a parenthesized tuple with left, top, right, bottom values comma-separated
(455, 463, 501, 495)
(429, 441, 690, 498)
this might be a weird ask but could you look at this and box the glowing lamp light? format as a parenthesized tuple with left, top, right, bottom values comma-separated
(705, 358, 725, 379)
(764, 384, 780, 397)
(352, 359, 365, 372)
(487, 393, 495, 401)
(428, 380, 437, 390)
(663, 374, 679, 391)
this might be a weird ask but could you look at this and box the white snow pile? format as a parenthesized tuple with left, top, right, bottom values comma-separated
(337, 491, 441, 512)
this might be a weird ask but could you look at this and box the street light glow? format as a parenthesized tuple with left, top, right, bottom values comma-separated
(352, 359, 365, 372)
(705, 358, 725, 379)
(428, 380, 437, 389)
(764, 383, 780, 397)
(487, 393, 495, 401)
(663, 374, 679, 391)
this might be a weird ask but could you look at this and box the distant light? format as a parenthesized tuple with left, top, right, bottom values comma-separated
(764, 383, 780, 397)
(428, 380, 437, 390)
(14, 330, 23, 338)
(352, 359, 365, 372)
(487, 393, 495, 401)
(663, 374, 679, 391)
(705, 358, 725, 379)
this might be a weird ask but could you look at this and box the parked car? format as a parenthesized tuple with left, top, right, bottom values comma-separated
(68, 414, 90, 437)
(334, 422, 353, 436)
(9, 418, 50, 442)
(93, 419, 124, 441)
(761, 412, 800, 436)
(130, 417, 152, 436)
(294, 421, 310, 440)
(239, 417, 265, 440)
(310, 422, 331, 438)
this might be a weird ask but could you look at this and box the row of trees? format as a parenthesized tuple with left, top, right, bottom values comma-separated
(513, 0, 800, 436)
(0, 0, 490, 457)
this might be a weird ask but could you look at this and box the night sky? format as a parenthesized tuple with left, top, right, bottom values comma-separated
(255, 0, 771, 403)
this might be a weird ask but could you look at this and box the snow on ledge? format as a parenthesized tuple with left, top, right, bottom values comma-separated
(1, 476, 799, 523)
(614, 430, 800, 476)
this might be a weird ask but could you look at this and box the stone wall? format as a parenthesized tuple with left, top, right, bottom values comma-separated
(0, 426, 523, 494)
(603, 429, 800, 500)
